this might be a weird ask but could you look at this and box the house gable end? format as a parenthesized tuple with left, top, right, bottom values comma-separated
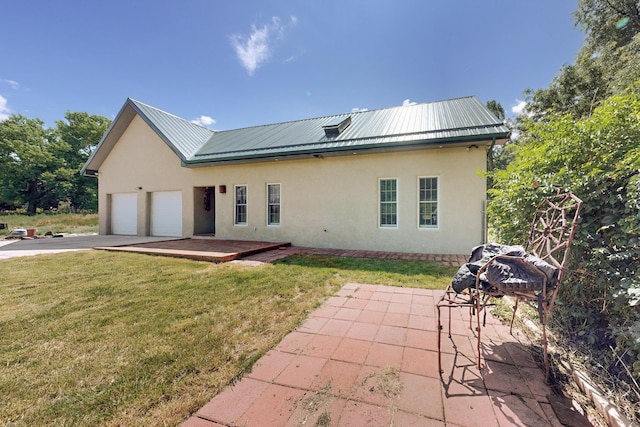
(100, 114, 187, 185)
(81, 98, 214, 176)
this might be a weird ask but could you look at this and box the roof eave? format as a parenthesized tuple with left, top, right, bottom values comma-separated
(184, 132, 510, 167)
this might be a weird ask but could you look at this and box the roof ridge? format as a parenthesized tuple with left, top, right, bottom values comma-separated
(212, 96, 481, 133)
(128, 98, 216, 133)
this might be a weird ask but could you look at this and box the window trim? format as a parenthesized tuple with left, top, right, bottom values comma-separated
(378, 177, 398, 229)
(234, 185, 248, 226)
(266, 183, 281, 226)
(418, 176, 439, 229)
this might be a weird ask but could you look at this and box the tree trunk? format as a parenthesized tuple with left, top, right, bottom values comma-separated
(26, 201, 37, 216)
(26, 181, 39, 215)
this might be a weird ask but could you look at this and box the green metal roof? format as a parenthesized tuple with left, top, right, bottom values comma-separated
(190, 96, 509, 164)
(82, 96, 510, 174)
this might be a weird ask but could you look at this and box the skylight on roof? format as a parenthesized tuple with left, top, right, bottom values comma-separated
(323, 116, 351, 137)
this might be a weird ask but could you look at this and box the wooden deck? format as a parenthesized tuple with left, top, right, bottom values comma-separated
(95, 239, 291, 262)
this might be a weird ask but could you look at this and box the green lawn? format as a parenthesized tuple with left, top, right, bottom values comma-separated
(0, 213, 98, 237)
(0, 250, 456, 426)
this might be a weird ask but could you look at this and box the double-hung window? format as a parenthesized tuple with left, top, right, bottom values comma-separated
(379, 178, 398, 227)
(267, 183, 281, 226)
(418, 177, 438, 228)
(234, 185, 247, 225)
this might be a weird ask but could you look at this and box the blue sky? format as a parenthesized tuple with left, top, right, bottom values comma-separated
(1, 1, 584, 130)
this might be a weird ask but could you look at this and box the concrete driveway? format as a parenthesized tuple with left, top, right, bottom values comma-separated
(0, 235, 181, 259)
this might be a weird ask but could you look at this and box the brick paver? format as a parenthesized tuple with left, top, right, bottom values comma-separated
(181, 283, 564, 426)
(242, 246, 468, 267)
(99, 237, 468, 267)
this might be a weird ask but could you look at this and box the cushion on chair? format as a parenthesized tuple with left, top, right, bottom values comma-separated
(452, 243, 526, 293)
(451, 264, 478, 293)
(451, 243, 557, 293)
(483, 255, 558, 292)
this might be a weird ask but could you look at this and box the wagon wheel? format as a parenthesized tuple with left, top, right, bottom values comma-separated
(527, 193, 582, 270)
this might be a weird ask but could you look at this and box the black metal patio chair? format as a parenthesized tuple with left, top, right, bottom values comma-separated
(436, 191, 583, 383)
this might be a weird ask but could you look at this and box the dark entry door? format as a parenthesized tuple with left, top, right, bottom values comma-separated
(194, 186, 215, 235)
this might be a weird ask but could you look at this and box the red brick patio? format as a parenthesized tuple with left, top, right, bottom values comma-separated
(181, 282, 564, 426)
(96, 238, 469, 267)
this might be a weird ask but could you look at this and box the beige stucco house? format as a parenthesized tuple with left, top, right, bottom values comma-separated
(82, 97, 509, 254)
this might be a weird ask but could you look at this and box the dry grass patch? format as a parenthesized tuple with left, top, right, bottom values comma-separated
(377, 366, 403, 398)
(0, 251, 455, 426)
(0, 213, 98, 236)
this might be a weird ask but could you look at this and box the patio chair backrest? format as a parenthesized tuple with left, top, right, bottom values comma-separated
(524, 192, 583, 287)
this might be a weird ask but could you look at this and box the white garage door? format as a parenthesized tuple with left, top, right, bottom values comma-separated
(151, 191, 182, 237)
(111, 193, 137, 235)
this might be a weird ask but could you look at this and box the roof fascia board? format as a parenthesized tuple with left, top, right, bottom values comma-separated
(184, 134, 509, 167)
(188, 129, 511, 161)
(192, 123, 509, 160)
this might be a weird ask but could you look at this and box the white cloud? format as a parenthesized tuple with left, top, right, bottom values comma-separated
(0, 95, 11, 121)
(191, 115, 216, 127)
(402, 98, 417, 106)
(231, 16, 297, 76)
(1, 79, 19, 89)
(231, 25, 270, 76)
(511, 99, 527, 116)
(351, 107, 368, 113)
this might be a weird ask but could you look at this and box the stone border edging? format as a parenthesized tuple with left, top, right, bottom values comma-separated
(562, 361, 634, 427)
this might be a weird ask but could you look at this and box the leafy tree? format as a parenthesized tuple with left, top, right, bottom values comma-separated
(610, 32, 640, 93)
(0, 116, 65, 214)
(484, 100, 508, 178)
(524, 34, 640, 121)
(0, 112, 110, 214)
(575, 0, 640, 53)
(485, 100, 505, 120)
(523, 52, 608, 120)
(54, 112, 111, 210)
(523, 0, 640, 122)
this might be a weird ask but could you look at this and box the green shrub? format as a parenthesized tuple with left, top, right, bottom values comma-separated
(488, 88, 640, 386)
